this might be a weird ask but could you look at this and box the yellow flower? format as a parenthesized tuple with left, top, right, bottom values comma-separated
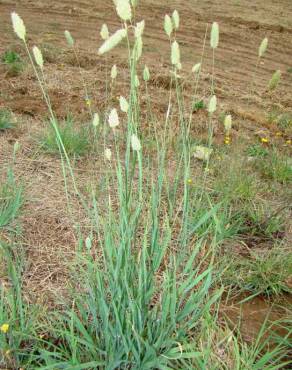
(224, 136, 231, 145)
(261, 137, 269, 143)
(85, 98, 91, 106)
(275, 132, 282, 137)
(0, 323, 9, 333)
(5, 349, 11, 356)
(187, 178, 193, 185)
(286, 139, 291, 145)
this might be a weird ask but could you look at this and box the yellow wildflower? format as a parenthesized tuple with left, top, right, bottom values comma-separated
(261, 137, 269, 143)
(224, 136, 231, 145)
(187, 178, 193, 185)
(286, 139, 291, 145)
(275, 132, 282, 137)
(0, 323, 9, 333)
(85, 98, 91, 106)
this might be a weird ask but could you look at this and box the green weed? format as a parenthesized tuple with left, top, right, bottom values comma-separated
(40, 116, 90, 156)
(223, 246, 291, 296)
(0, 109, 15, 131)
(2, 50, 24, 76)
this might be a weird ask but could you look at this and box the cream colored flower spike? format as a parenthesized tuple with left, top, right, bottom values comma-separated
(32, 46, 44, 69)
(108, 108, 119, 128)
(116, 0, 132, 22)
(98, 29, 127, 55)
(11, 12, 26, 41)
(131, 134, 141, 151)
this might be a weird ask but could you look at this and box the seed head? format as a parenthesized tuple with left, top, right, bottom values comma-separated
(11, 12, 26, 41)
(259, 37, 268, 57)
(32, 46, 44, 69)
(171, 41, 180, 66)
(143, 65, 150, 81)
(92, 113, 100, 127)
(193, 146, 213, 161)
(131, 134, 141, 151)
(135, 20, 145, 38)
(98, 28, 127, 55)
(116, 0, 132, 22)
(105, 148, 112, 161)
(192, 63, 201, 74)
(100, 24, 109, 40)
(208, 95, 217, 114)
(119, 96, 129, 113)
(108, 108, 119, 128)
(64, 30, 74, 46)
(224, 114, 232, 133)
(111, 64, 118, 79)
(172, 10, 179, 30)
(133, 36, 143, 61)
(164, 15, 173, 38)
(134, 75, 140, 87)
(268, 70, 281, 91)
(210, 22, 219, 49)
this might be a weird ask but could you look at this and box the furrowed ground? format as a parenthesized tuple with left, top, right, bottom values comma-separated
(0, 0, 291, 368)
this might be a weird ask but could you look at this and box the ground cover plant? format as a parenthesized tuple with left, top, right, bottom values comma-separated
(0, 0, 291, 369)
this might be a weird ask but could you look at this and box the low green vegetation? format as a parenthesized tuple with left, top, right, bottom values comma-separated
(2, 50, 24, 76)
(0, 109, 14, 131)
(40, 116, 91, 156)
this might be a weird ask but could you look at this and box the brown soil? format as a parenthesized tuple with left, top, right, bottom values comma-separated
(0, 0, 291, 340)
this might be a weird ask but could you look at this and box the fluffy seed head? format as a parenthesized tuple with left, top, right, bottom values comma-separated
(143, 65, 150, 81)
(119, 96, 129, 112)
(108, 108, 119, 128)
(131, 134, 141, 151)
(64, 30, 74, 46)
(92, 113, 100, 127)
(171, 41, 180, 66)
(134, 36, 143, 61)
(98, 28, 127, 55)
(210, 22, 219, 49)
(134, 75, 140, 87)
(111, 64, 118, 79)
(100, 24, 109, 40)
(192, 63, 201, 74)
(116, 0, 132, 21)
(224, 114, 232, 132)
(208, 95, 217, 113)
(259, 37, 268, 57)
(172, 10, 179, 30)
(135, 20, 145, 38)
(105, 148, 112, 161)
(11, 12, 26, 41)
(268, 70, 281, 90)
(193, 146, 213, 161)
(164, 15, 173, 38)
(32, 46, 44, 69)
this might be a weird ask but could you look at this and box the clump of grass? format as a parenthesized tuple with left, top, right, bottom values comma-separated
(212, 154, 257, 202)
(192, 99, 206, 112)
(223, 246, 291, 296)
(246, 143, 269, 158)
(276, 112, 292, 132)
(0, 170, 23, 229)
(254, 149, 292, 183)
(40, 116, 90, 156)
(0, 243, 40, 369)
(0, 109, 15, 131)
(2, 50, 24, 76)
